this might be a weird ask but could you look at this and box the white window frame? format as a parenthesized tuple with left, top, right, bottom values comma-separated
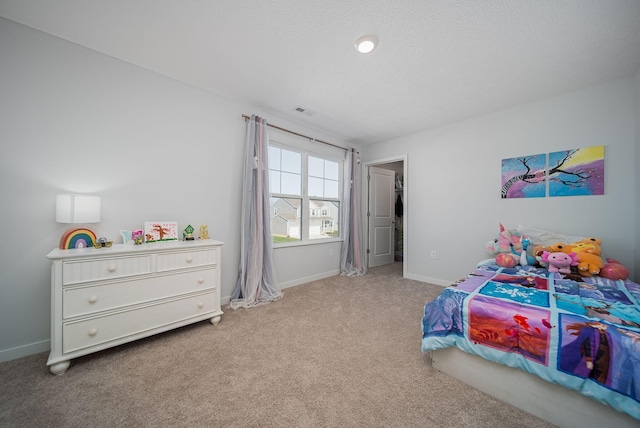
(269, 142, 343, 247)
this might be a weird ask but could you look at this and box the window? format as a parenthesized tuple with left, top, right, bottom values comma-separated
(269, 145, 341, 244)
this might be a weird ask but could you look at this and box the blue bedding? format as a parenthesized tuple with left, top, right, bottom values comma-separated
(422, 264, 640, 420)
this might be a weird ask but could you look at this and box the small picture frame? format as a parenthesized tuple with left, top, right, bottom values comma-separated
(144, 222, 178, 243)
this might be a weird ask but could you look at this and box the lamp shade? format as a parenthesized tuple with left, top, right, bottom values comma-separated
(56, 194, 101, 223)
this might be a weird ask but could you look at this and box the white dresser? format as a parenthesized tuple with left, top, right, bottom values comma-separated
(46, 239, 224, 375)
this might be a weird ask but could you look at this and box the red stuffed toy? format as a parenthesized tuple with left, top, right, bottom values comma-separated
(599, 258, 630, 280)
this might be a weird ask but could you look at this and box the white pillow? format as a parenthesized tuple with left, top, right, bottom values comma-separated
(516, 225, 586, 247)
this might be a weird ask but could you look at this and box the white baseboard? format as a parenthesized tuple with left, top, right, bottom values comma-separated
(276, 269, 341, 290)
(404, 272, 451, 287)
(0, 339, 49, 363)
(220, 269, 341, 306)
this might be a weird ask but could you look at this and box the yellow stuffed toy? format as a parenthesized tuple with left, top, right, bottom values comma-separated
(568, 237, 605, 277)
(534, 237, 606, 277)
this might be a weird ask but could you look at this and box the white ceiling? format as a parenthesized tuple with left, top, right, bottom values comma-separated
(2, 0, 640, 146)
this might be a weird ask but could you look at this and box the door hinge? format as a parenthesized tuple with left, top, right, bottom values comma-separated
(366, 249, 370, 254)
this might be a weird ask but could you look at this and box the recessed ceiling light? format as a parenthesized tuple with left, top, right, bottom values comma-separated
(355, 35, 378, 54)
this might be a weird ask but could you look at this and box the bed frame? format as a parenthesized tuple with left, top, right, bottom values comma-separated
(429, 347, 638, 428)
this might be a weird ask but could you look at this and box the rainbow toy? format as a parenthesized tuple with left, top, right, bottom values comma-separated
(59, 228, 97, 249)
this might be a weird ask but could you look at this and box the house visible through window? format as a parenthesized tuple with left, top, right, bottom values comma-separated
(269, 145, 341, 244)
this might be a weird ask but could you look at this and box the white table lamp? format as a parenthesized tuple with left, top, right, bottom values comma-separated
(56, 194, 101, 248)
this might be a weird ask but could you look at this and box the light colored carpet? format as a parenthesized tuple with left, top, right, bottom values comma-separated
(0, 262, 554, 427)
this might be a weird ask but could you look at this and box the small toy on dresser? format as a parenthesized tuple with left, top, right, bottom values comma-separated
(131, 229, 144, 245)
(183, 224, 195, 241)
(94, 237, 113, 248)
(120, 230, 133, 245)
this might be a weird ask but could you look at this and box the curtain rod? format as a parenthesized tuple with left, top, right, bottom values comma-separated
(241, 114, 348, 152)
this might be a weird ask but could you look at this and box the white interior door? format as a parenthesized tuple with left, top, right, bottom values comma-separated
(368, 166, 395, 267)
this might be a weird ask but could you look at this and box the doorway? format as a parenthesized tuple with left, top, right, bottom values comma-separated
(364, 155, 407, 278)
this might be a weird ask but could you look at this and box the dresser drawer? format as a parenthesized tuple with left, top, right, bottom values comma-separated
(63, 269, 218, 319)
(62, 291, 218, 354)
(156, 247, 218, 273)
(62, 255, 152, 285)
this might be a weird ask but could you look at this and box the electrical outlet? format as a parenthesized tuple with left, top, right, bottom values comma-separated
(430, 250, 437, 260)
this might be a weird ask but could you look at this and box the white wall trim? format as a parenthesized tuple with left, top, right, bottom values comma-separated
(0, 340, 50, 363)
(276, 269, 341, 290)
(362, 154, 408, 278)
(220, 269, 341, 306)
(404, 272, 450, 287)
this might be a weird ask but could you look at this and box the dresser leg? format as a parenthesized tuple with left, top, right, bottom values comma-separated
(49, 360, 71, 375)
(210, 315, 221, 325)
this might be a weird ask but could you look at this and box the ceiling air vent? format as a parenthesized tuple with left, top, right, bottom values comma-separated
(293, 106, 316, 116)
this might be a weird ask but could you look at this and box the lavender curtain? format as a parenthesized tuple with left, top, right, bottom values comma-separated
(340, 148, 367, 276)
(230, 115, 283, 309)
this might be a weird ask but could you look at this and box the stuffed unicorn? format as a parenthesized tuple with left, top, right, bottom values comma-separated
(486, 223, 523, 268)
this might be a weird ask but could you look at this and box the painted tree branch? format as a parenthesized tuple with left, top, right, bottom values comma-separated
(501, 150, 593, 198)
(501, 156, 544, 199)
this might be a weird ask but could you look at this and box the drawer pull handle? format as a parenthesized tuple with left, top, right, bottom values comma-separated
(88, 328, 98, 336)
(88, 296, 98, 304)
(186, 256, 193, 263)
(197, 277, 204, 284)
(198, 302, 204, 309)
(107, 265, 117, 272)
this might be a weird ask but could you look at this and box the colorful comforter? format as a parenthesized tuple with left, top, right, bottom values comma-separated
(422, 264, 640, 420)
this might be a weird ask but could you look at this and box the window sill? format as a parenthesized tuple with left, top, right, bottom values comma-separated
(273, 238, 343, 249)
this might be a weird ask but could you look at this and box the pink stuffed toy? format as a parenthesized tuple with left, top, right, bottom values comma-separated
(542, 251, 578, 274)
(600, 258, 630, 280)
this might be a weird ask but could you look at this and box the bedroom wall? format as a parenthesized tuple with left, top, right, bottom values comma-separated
(0, 18, 348, 362)
(362, 78, 638, 286)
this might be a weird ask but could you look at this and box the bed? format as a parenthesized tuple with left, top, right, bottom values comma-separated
(422, 262, 640, 427)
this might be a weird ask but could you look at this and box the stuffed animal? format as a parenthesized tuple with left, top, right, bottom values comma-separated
(568, 238, 605, 277)
(544, 242, 573, 254)
(495, 253, 518, 268)
(541, 251, 579, 274)
(510, 236, 536, 266)
(533, 245, 546, 267)
(571, 237, 603, 254)
(486, 223, 522, 267)
(600, 258, 630, 280)
(533, 242, 570, 267)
